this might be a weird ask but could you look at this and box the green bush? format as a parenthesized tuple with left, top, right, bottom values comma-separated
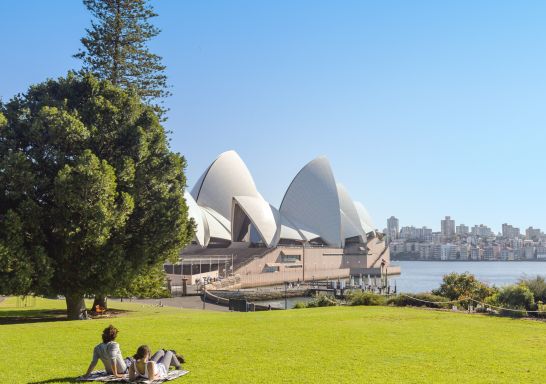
(432, 272, 496, 302)
(518, 275, 546, 303)
(306, 294, 339, 308)
(345, 291, 386, 306)
(485, 284, 535, 317)
(387, 293, 450, 309)
(537, 301, 546, 319)
(293, 301, 309, 309)
(497, 284, 535, 310)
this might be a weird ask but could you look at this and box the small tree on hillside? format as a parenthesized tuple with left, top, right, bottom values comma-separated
(0, 73, 192, 319)
(433, 272, 495, 303)
(74, 0, 170, 115)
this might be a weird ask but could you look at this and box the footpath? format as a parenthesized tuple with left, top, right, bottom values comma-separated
(131, 296, 229, 312)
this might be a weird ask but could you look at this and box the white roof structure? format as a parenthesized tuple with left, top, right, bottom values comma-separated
(185, 151, 377, 248)
(337, 183, 366, 240)
(279, 157, 343, 247)
(201, 206, 231, 242)
(191, 150, 262, 221)
(354, 201, 375, 234)
(231, 196, 280, 247)
(184, 191, 208, 246)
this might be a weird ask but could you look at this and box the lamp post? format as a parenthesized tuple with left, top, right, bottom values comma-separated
(284, 281, 288, 310)
(302, 242, 305, 282)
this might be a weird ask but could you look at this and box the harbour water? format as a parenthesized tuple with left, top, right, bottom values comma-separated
(390, 260, 546, 293)
(256, 261, 546, 308)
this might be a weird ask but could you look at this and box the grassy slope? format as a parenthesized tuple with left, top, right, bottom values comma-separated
(0, 298, 545, 383)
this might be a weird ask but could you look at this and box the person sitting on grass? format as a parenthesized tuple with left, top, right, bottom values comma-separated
(84, 325, 132, 379)
(129, 345, 184, 381)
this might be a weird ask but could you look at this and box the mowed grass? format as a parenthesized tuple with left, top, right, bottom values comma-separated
(1, 298, 545, 383)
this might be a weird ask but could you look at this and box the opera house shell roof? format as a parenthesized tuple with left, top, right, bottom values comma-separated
(186, 150, 376, 249)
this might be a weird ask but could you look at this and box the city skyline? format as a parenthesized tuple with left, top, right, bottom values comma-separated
(386, 215, 542, 236)
(387, 215, 546, 261)
(3, 1, 546, 230)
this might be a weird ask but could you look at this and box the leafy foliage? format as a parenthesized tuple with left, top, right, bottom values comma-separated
(306, 294, 339, 308)
(114, 264, 171, 299)
(387, 293, 450, 309)
(0, 73, 192, 318)
(486, 284, 535, 315)
(432, 272, 496, 302)
(518, 275, 546, 303)
(345, 291, 386, 306)
(0, 211, 52, 296)
(75, 0, 170, 115)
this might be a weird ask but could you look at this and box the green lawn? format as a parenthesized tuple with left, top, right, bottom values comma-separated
(0, 297, 545, 383)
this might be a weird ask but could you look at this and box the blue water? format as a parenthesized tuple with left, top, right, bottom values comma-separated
(391, 261, 546, 293)
(256, 261, 546, 308)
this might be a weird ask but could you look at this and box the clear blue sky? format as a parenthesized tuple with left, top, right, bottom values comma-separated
(2, 1, 546, 233)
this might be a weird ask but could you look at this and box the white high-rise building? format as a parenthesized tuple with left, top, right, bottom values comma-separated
(387, 216, 399, 242)
(441, 216, 455, 238)
(456, 224, 469, 236)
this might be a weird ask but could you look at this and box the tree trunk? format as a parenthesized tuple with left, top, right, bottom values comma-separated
(92, 295, 108, 310)
(65, 294, 86, 320)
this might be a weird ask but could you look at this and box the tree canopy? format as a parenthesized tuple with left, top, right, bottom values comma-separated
(74, 0, 170, 115)
(0, 73, 193, 319)
(432, 272, 495, 302)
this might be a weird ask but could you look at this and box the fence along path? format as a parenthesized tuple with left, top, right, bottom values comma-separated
(399, 293, 546, 314)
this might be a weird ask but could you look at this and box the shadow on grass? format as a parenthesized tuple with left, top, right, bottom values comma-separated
(0, 309, 68, 324)
(28, 377, 77, 383)
(0, 308, 133, 325)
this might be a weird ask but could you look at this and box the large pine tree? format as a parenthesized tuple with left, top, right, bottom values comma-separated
(74, 0, 170, 114)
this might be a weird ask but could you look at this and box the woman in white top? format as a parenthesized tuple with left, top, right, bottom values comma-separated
(129, 345, 181, 381)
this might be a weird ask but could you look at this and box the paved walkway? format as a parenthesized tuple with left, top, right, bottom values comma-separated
(131, 296, 229, 312)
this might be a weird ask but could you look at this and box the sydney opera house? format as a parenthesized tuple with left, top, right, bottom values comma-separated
(165, 150, 398, 289)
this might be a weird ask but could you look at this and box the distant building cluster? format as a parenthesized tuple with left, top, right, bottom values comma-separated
(385, 216, 546, 261)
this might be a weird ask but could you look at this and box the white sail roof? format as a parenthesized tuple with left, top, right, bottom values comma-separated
(184, 191, 209, 246)
(354, 201, 374, 234)
(185, 150, 378, 249)
(341, 210, 365, 240)
(201, 206, 231, 241)
(279, 156, 342, 247)
(231, 196, 280, 247)
(278, 215, 305, 242)
(337, 183, 366, 239)
(191, 150, 261, 222)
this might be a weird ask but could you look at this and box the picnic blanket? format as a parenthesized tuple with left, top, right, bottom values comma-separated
(77, 369, 189, 383)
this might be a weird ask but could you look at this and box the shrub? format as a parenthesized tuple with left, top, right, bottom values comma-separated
(485, 284, 535, 317)
(497, 284, 535, 310)
(306, 294, 339, 308)
(346, 291, 386, 306)
(518, 275, 546, 303)
(387, 293, 450, 309)
(293, 301, 308, 309)
(537, 301, 546, 319)
(432, 272, 496, 302)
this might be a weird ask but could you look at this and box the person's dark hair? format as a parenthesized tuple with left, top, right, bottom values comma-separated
(134, 345, 151, 360)
(102, 325, 118, 344)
